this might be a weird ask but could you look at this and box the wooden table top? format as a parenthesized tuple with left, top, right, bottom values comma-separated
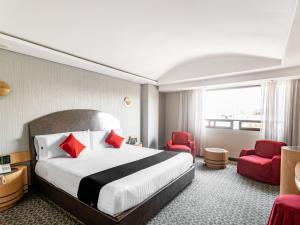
(205, 148, 228, 153)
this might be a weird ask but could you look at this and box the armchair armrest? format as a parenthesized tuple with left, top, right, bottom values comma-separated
(240, 149, 256, 157)
(188, 140, 195, 151)
(166, 139, 173, 149)
(272, 155, 281, 161)
(271, 155, 281, 183)
(271, 155, 281, 167)
(188, 140, 196, 158)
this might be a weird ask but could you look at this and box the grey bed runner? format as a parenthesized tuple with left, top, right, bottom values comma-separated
(77, 151, 179, 208)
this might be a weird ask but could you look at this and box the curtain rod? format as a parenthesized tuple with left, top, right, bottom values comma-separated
(207, 84, 261, 92)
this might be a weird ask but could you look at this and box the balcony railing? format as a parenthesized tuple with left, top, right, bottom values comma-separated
(206, 119, 261, 131)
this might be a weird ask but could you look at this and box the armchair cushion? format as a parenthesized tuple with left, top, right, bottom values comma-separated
(255, 140, 286, 159)
(172, 131, 191, 145)
(167, 144, 192, 152)
(240, 155, 272, 165)
(238, 155, 273, 182)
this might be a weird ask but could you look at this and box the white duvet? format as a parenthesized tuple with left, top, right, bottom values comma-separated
(35, 144, 193, 216)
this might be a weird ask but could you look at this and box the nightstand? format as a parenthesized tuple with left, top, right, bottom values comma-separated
(0, 165, 28, 212)
(134, 143, 143, 147)
(0, 151, 30, 212)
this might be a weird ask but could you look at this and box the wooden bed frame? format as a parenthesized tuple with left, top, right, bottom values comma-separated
(28, 109, 195, 225)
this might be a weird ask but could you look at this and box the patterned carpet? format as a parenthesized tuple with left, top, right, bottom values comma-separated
(0, 160, 279, 225)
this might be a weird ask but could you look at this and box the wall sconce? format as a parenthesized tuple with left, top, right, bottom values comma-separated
(0, 81, 10, 96)
(123, 97, 132, 107)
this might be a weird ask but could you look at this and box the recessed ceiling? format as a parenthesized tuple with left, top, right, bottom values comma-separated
(0, 0, 298, 84)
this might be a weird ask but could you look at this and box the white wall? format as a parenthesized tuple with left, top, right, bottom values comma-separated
(158, 93, 166, 148)
(164, 92, 260, 158)
(0, 49, 141, 155)
(205, 128, 259, 158)
(164, 92, 180, 141)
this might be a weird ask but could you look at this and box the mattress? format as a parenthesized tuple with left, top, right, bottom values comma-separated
(35, 144, 193, 216)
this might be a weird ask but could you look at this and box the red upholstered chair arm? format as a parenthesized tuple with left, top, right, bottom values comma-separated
(188, 140, 196, 158)
(188, 140, 195, 151)
(240, 149, 256, 157)
(271, 155, 281, 183)
(271, 155, 281, 167)
(166, 139, 173, 149)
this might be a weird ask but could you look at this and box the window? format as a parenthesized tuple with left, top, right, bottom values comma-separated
(205, 86, 261, 131)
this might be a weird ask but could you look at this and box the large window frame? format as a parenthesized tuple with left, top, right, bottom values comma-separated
(205, 85, 261, 132)
(206, 119, 261, 131)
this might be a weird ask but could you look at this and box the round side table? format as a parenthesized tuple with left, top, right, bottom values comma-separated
(0, 165, 28, 212)
(280, 146, 300, 195)
(204, 148, 229, 169)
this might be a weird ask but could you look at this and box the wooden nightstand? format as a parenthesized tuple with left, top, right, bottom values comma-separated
(0, 151, 30, 212)
(0, 165, 28, 212)
(134, 143, 143, 147)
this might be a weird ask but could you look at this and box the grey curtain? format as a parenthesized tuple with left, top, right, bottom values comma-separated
(287, 79, 300, 145)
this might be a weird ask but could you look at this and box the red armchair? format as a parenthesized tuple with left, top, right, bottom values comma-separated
(166, 131, 196, 159)
(237, 140, 287, 185)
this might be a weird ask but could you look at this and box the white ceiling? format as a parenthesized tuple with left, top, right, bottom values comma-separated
(0, 0, 299, 86)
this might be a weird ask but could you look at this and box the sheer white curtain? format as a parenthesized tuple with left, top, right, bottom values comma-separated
(178, 89, 206, 156)
(260, 79, 300, 145)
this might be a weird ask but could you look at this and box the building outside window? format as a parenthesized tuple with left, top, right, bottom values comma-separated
(205, 86, 261, 131)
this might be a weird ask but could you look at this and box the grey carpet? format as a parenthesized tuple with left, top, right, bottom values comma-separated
(0, 160, 279, 225)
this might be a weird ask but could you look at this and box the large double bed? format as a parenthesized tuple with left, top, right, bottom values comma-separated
(29, 109, 195, 225)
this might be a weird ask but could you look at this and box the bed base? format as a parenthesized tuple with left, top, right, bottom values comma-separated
(33, 166, 195, 225)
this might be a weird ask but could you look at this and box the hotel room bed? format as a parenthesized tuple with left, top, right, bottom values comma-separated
(29, 109, 195, 225)
(35, 144, 193, 216)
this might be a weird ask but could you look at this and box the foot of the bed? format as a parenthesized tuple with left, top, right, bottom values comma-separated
(33, 166, 195, 225)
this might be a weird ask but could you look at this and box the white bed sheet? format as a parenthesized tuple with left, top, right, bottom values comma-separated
(35, 144, 193, 216)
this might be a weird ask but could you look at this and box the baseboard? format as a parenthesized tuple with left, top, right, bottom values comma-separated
(229, 157, 238, 162)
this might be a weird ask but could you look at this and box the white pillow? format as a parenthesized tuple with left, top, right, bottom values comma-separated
(90, 129, 123, 150)
(34, 130, 91, 160)
(98, 113, 121, 131)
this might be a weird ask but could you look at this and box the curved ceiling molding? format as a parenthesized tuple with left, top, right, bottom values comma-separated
(0, 32, 157, 84)
(0, 0, 298, 85)
(284, 0, 300, 65)
(158, 54, 282, 85)
(159, 65, 300, 92)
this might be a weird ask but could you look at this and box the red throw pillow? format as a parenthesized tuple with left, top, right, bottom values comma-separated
(105, 130, 124, 148)
(59, 133, 86, 158)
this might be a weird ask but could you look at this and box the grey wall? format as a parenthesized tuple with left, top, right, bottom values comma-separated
(141, 84, 159, 149)
(164, 92, 180, 142)
(158, 93, 166, 148)
(0, 49, 141, 155)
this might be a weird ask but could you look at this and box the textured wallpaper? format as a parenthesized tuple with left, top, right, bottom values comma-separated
(0, 49, 141, 155)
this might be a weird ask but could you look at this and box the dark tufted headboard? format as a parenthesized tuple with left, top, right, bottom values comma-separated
(28, 109, 105, 170)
